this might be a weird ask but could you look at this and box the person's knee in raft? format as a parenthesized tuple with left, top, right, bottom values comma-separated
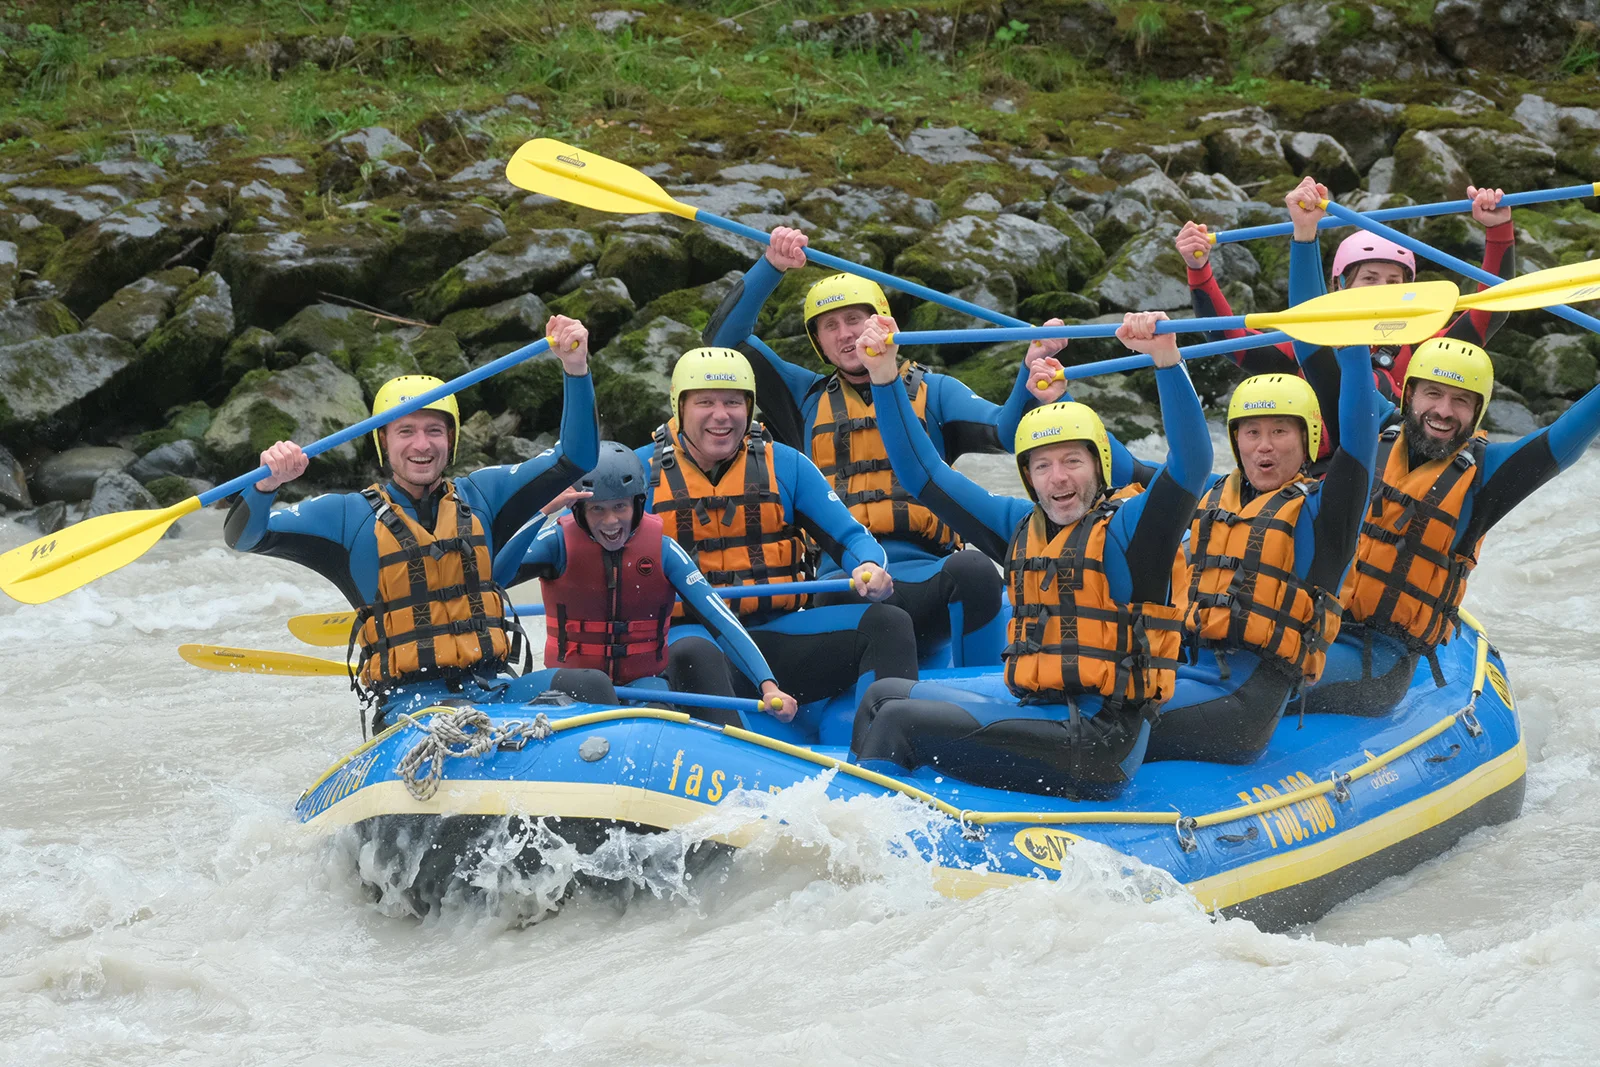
(518, 440, 800, 724)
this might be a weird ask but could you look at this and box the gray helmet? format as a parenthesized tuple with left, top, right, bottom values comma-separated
(572, 441, 648, 538)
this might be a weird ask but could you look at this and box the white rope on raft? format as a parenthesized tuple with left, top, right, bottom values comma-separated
(394, 707, 553, 801)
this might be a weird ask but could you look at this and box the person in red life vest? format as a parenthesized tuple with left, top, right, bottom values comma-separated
(496, 442, 798, 726)
(227, 314, 600, 733)
(1176, 175, 1513, 407)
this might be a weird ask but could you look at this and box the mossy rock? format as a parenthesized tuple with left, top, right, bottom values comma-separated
(0, 298, 79, 347)
(203, 354, 370, 482)
(440, 293, 550, 349)
(132, 400, 214, 455)
(42, 194, 230, 318)
(143, 474, 195, 508)
(274, 303, 385, 369)
(220, 327, 277, 388)
(1520, 334, 1598, 401)
(596, 232, 692, 308)
(412, 229, 600, 322)
(944, 343, 1022, 405)
(547, 278, 634, 349)
(133, 271, 235, 414)
(1018, 291, 1100, 322)
(896, 211, 1096, 301)
(1391, 129, 1471, 203)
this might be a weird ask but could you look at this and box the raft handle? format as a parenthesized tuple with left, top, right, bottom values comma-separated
(1175, 816, 1199, 853)
(1424, 744, 1462, 764)
(1330, 771, 1352, 804)
(958, 811, 986, 841)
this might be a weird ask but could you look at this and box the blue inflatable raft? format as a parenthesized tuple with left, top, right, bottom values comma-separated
(295, 610, 1524, 931)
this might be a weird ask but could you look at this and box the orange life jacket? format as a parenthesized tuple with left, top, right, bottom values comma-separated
(353, 482, 518, 696)
(1342, 427, 1487, 650)
(649, 420, 810, 617)
(1180, 472, 1342, 683)
(1004, 496, 1184, 709)
(809, 365, 961, 555)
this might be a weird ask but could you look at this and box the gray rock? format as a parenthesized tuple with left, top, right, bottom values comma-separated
(1366, 158, 1396, 197)
(85, 471, 158, 517)
(1179, 173, 1250, 203)
(1008, 154, 1058, 179)
(897, 212, 1102, 298)
(337, 126, 415, 164)
(128, 439, 203, 482)
(1510, 93, 1600, 146)
(0, 442, 30, 510)
(204, 354, 370, 478)
(1302, 99, 1406, 173)
(1147, 141, 1207, 174)
(443, 159, 520, 204)
(14, 500, 69, 535)
(390, 203, 508, 295)
(1204, 126, 1289, 184)
(92, 160, 168, 187)
(903, 273, 1018, 352)
(1255, 0, 1443, 82)
(991, 98, 1017, 114)
(904, 126, 992, 165)
(1435, 0, 1600, 75)
(1094, 198, 1157, 258)
(717, 163, 806, 181)
(135, 271, 234, 407)
(274, 302, 379, 364)
(1522, 334, 1598, 400)
(590, 9, 644, 32)
(0, 299, 79, 348)
(1431, 128, 1557, 193)
(440, 293, 551, 348)
(221, 325, 277, 384)
(349, 326, 467, 401)
(1098, 149, 1161, 181)
(1083, 227, 1192, 312)
(255, 157, 305, 175)
(1484, 384, 1539, 437)
(1113, 170, 1192, 218)
(1441, 89, 1498, 118)
(0, 330, 138, 444)
(1186, 198, 1248, 231)
(82, 269, 195, 345)
(42, 194, 229, 317)
(667, 181, 787, 218)
(0, 240, 16, 306)
(1197, 107, 1276, 130)
(1391, 130, 1471, 203)
(34, 446, 139, 502)
(1281, 132, 1360, 194)
(210, 224, 396, 328)
(546, 277, 635, 348)
(6, 185, 127, 233)
(412, 229, 599, 321)
(961, 192, 1003, 213)
(236, 179, 295, 224)
(596, 232, 691, 306)
(495, 435, 541, 464)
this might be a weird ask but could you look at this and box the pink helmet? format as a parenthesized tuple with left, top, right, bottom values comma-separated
(1331, 233, 1416, 285)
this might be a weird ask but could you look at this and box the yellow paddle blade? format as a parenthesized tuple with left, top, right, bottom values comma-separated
(0, 498, 201, 605)
(1243, 280, 1459, 346)
(178, 643, 347, 678)
(506, 139, 694, 219)
(1454, 259, 1600, 313)
(287, 610, 357, 647)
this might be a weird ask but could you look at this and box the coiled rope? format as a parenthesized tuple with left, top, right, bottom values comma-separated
(395, 707, 552, 801)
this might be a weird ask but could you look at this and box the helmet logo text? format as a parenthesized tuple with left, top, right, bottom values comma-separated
(1432, 368, 1466, 383)
(814, 294, 847, 307)
(1030, 427, 1063, 439)
(1241, 400, 1277, 410)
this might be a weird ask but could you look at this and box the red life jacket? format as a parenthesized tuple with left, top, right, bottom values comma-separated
(540, 512, 677, 684)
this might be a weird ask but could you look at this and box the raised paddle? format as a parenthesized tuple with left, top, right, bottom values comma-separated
(286, 576, 866, 647)
(0, 336, 562, 606)
(504, 138, 1030, 330)
(1207, 182, 1600, 250)
(176, 644, 782, 713)
(1318, 199, 1600, 336)
(892, 278, 1461, 355)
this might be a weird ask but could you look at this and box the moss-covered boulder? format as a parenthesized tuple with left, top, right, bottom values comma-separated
(1203, 126, 1291, 185)
(1520, 333, 1599, 401)
(1093, 199, 1157, 259)
(897, 212, 1100, 300)
(389, 203, 508, 296)
(81, 267, 198, 345)
(210, 224, 398, 329)
(220, 326, 278, 386)
(350, 326, 468, 401)
(0, 298, 79, 348)
(1083, 228, 1191, 313)
(440, 293, 549, 350)
(1434, 0, 1595, 74)
(129, 439, 204, 482)
(42, 195, 229, 317)
(134, 271, 235, 411)
(1112, 171, 1193, 219)
(131, 400, 213, 455)
(588, 316, 701, 444)
(0, 241, 16, 307)
(1431, 128, 1558, 193)
(203, 355, 370, 481)
(33, 446, 139, 502)
(0, 441, 30, 510)
(904, 273, 1019, 364)
(143, 473, 196, 507)
(412, 229, 600, 321)
(547, 278, 635, 349)
(595, 233, 693, 308)
(1281, 132, 1361, 194)
(943, 343, 1022, 404)
(1302, 98, 1407, 173)
(274, 302, 381, 368)
(0, 330, 138, 447)
(1391, 130, 1472, 203)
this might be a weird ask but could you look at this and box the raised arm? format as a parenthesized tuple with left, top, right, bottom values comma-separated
(1438, 185, 1516, 355)
(1306, 342, 1380, 591)
(925, 373, 1004, 457)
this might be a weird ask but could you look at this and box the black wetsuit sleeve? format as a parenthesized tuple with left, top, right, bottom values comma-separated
(1308, 448, 1370, 593)
(742, 338, 809, 449)
(1124, 469, 1198, 604)
(1465, 435, 1559, 543)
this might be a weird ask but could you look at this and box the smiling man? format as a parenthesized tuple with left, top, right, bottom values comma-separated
(225, 314, 599, 730)
(1301, 336, 1600, 716)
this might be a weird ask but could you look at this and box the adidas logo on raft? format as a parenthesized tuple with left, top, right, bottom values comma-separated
(1432, 368, 1467, 383)
(1241, 400, 1277, 410)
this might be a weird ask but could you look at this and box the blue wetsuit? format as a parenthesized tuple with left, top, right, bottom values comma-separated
(852, 361, 1212, 795)
(707, 259, 1008, 665)
(1148, 293, 1380, 763)
(225, 370, 600, 725)
(637, 428, 919, 744)
(502, 513, 780, 718)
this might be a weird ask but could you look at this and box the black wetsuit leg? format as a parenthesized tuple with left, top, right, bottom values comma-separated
(1146, 660, 1298, 764)
(663, 635, 742, 727)
(852, 679, 1145, 799)
(816, 549, 1004, 660)
(1302, 625, 1419, 717)
(738, 602, 920, 704)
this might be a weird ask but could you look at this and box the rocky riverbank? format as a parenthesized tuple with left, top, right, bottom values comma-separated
(2, 0, 1599, 533)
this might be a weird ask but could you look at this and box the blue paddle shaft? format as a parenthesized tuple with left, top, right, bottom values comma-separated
(892, 317, 1245, 346)
(1214, 182, 1599, 245)
(509, 577, 858, 617)
(1057, 330, 1295, 381)
(614, 685, 768, 714)
(1320, 201, 1600, 336)
(695, 209, 1030, 329)
(200, 337, 556, 507)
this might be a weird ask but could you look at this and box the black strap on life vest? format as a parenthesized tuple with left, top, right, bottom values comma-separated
(649, 422, 809, 599)
(1355, 431, 1485, 659)
(809, 365, 957, 554)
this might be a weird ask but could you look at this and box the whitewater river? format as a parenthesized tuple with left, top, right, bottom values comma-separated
(3, 444, 1598, 1065)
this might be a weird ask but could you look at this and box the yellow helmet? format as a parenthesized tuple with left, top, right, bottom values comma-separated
(1014, 402, 1113, 500)
(370, 375, 460, 464)
(1226, 374, 1322, 468)
(803, 273, 891, 364)
(1402, 337, 1494, 431)
(670, 347, 756, 424)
